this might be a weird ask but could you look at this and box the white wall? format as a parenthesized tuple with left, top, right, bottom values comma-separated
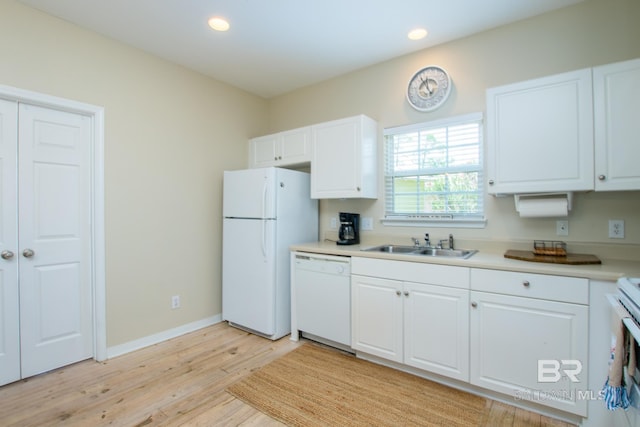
(0, 1, 269, 346)
(268, 0, 640, 255)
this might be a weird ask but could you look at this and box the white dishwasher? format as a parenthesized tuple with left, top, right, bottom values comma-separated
(293, 253, 351, 350)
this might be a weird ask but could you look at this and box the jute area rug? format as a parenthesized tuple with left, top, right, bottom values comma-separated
(227, 343, 487, 426)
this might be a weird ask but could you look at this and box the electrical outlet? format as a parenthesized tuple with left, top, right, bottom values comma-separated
(608, 220, 625, 239)
(556, 220, 569, 236)
(171, 295, 180, 309)
(330, 217, 337, 229)
(361, 217, 373, 231)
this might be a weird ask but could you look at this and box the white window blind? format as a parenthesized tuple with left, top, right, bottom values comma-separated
(383, 113, 484, 226)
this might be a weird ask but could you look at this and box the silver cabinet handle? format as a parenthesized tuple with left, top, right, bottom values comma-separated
(22, 248, 35, 258)
(403, 291, 409, 297)
(1, 250, 14, 260)
(488, 180, 494, 185)
(395, 290, 401, 296)
(523, 280, 530, 287)
(471, 302, 478, 308)
(598, 175, 606, 181)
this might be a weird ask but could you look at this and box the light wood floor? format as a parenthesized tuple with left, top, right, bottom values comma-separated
(0, 322, 576, 426)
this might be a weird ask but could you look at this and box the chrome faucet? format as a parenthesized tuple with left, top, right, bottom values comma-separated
(437, 234, 455, 250)
(424, 233, 431, 248)
(411, 237, 421, 247)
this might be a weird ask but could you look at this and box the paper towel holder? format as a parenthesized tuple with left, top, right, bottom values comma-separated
(514, 192, 573, 217)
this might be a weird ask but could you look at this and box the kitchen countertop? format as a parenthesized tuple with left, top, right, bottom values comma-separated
(290, 240, 640, 282)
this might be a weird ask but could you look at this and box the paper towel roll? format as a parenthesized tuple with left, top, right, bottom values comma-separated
(516, 198, 569, 218)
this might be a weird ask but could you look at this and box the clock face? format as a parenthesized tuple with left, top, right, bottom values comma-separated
(407, 66, 452, 112)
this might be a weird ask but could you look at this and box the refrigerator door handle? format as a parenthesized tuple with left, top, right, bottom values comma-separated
(261, 220, 267, 258)
(262, 181, 268, 219)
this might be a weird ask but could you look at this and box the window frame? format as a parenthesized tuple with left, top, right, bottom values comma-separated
(382, 112, 486, 228)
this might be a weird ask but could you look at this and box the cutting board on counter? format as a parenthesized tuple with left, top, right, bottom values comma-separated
(504, 250, 601, 265)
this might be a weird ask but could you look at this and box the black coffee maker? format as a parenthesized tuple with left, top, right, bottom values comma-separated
(337, 212, 360, 245)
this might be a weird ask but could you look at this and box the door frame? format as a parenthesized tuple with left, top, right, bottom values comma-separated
(0, 84, 106, 361)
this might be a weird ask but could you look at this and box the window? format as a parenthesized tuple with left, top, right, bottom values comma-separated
(383, 113, 485, 227)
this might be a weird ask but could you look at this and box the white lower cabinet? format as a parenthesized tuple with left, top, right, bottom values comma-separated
(351, 257, 470, 381)
(470, 268, 589, 416)
(350, 258, 591, 418)
(351, 275, 403, 362)
(404, 281, 469, 381)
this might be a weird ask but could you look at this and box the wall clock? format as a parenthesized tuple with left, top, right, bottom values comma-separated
(406, 66, 452, 112)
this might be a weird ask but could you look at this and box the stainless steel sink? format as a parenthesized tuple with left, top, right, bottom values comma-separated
(363, 245, 419, 254)
(414, 248, 477, 259)
(362, 245, 477, 259)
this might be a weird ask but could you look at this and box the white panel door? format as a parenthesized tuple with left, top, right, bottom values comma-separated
(0, 100, 20, 385)
(18, 104, 93, 378)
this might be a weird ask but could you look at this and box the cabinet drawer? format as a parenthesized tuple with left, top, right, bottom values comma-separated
(352, 257, 469, 289)
(470, 268, 587, 304)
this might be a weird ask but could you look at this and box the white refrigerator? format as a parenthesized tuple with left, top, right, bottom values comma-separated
(222, 167, 318, 340)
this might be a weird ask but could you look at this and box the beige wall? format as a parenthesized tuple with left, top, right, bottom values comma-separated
(2, 0, 639, 350)
(0, 1, 269, 346)
(268, 0, 640, 252)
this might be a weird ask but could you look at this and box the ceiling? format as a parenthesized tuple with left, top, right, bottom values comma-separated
(18, 0, 583, 99)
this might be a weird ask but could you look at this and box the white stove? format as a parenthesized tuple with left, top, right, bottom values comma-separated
(618, 277, 640, 324)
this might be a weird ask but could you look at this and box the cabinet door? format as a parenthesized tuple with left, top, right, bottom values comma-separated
(351, 274, 403, 362)
(249, 127, 311, 169)
(470, 291, 588, 416)
(249, 134, 278, 168)
(279, 127, 311, 165)
(311, 115, 377, 199)
(594, 58, 640, 191)
(486, 69, 594, 194)
(404, 282, 469, 381)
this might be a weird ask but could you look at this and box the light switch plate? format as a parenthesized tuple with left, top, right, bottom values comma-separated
(361, 217, 373, 231)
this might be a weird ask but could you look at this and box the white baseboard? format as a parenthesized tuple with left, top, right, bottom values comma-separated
(106, 314, 222, 359)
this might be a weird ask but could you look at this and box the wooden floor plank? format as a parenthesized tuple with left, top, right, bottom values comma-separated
(514, 406, 542, 427)
(485, 401, 516, 427)
(0, 322, 576, 426)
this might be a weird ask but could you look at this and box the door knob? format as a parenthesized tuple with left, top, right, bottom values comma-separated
(1, 250, 14, 260)
(22, 248, 35, 258)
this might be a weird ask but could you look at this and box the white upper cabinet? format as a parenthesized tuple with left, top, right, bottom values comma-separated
(486, 69, 594, 194)
(248, 126, 311, 168)
(311, 115, 377, 199)
(593, 58, 640, 191)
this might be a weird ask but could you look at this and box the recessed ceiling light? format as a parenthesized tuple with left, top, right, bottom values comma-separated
(208, 16, 230, 32)
(408, 28, 427, 41)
